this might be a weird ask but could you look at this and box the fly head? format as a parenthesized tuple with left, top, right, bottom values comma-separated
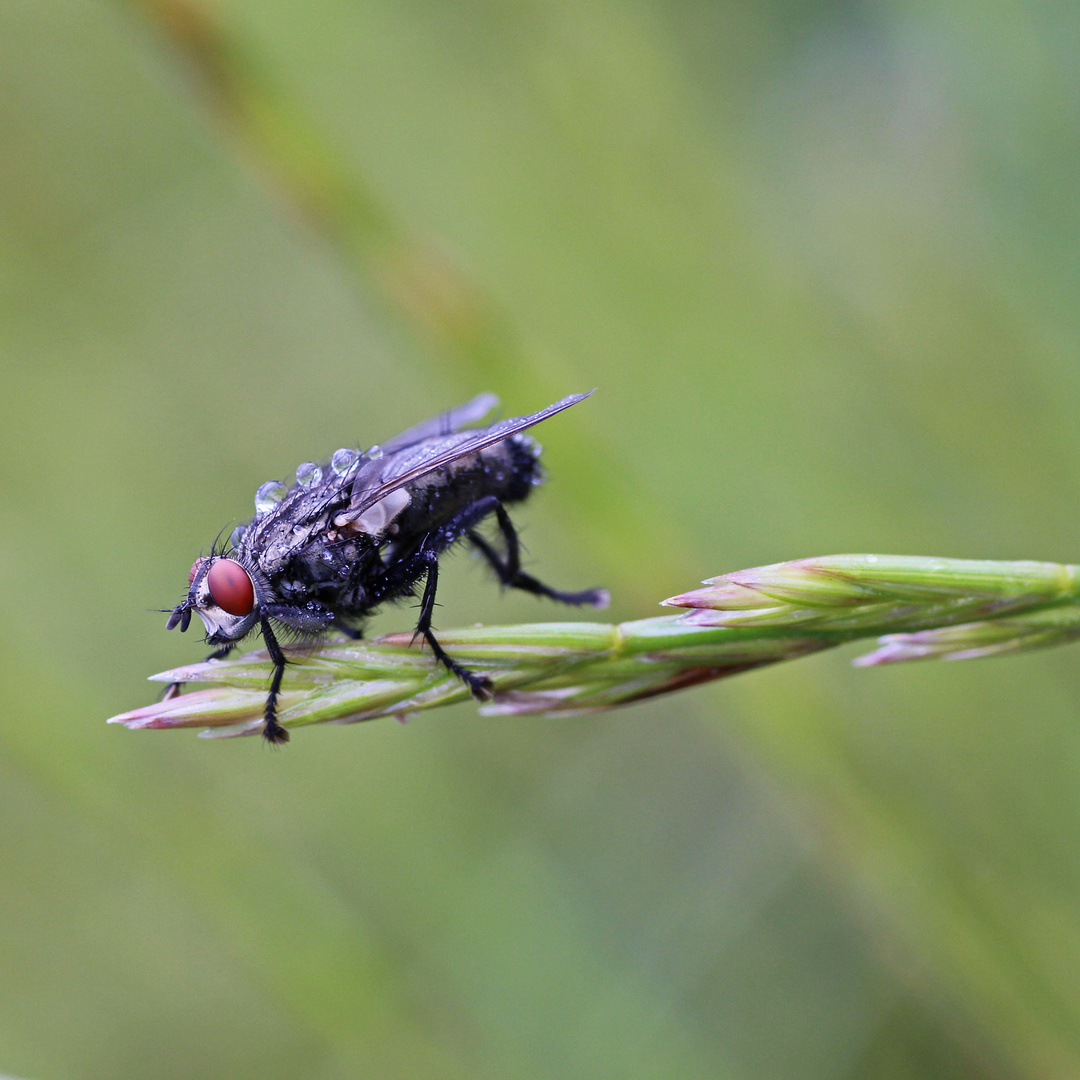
(166, 554, 263, 645)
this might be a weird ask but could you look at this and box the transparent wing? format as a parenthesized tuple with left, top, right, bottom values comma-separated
(378, 392, 500, 454)
(348, 391, 594, 515)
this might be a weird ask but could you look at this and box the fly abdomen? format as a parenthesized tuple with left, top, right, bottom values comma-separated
(501, 432, 545, 503)
(392, 436, 542, 542)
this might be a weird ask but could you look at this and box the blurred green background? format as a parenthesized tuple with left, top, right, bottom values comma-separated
(3, 0, 1080, 1076)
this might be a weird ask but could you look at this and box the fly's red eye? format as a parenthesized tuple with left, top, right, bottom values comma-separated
(188, 557, 208, 587)
(206, 559, 255, 616)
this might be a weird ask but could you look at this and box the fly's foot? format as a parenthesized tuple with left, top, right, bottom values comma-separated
(262, 713, 291, 745)
(463, 670, 494, 701)
(437, 651, 493, 700)
(420, 635, 495, 700)
(570, 587, 610, 608)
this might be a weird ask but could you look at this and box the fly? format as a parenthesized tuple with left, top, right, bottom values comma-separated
(165, 391, 608, 743)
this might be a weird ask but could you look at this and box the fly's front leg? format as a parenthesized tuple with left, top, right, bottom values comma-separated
(469, 502, 609, 608)
(259, 617, 291, 745)
(162, 644, 235, 701)
(253, 601, 339, 744)
(414, 551, 493, 700)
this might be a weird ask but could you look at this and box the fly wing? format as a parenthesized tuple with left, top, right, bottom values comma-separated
(244, 395, 501, 557)
(378, 392, 500, 454)
(348, 391, 593, 515)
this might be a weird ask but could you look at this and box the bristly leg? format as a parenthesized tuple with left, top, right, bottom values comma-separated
(259, 617, 291, 744)
(414, 551, 493, 700)
(469, 502, 609, 608)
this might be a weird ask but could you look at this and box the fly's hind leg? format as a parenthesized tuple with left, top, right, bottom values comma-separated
(469, 502, 609, 608)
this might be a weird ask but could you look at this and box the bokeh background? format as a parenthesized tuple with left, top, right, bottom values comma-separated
(3, 1, 1080, 1076)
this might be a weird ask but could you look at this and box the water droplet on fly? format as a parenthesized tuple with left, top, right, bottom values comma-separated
(331, 448, 359, 476)
(296, 461, 322, 488)
(366, 444, 383, 460)
(254, 480, 286, 515)
(230, 524, 246, 549)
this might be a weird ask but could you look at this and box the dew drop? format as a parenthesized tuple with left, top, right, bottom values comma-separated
(331, 448, 359, 476)
(366, 444, 383, 460)
(254, 480, 286, 515)
(295, 461, 322, 488)
(230, 524, 247, 549)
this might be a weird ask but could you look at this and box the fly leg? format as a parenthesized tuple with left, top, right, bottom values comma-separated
(162, 644, 234, 701)
(469, 502, 609, 608)
(372, 495, 504, 698)
(250, 602, 339, 743)
(259, 617, 291, 745)
(414, 551, 493, 700)
(370, 495, 523, 698)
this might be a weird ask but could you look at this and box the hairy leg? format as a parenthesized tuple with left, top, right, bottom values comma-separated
(259, 617, 291, 744)
(414, 551, 492, 700)
(469, 502, 608, 607)
(371, 496, 506, 698)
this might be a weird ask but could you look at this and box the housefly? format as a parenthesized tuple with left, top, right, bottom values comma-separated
(165, 391, 608, 743)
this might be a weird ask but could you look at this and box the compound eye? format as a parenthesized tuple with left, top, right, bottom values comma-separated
(206, 558, 256, 616)
(188, 557, 208, 587)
